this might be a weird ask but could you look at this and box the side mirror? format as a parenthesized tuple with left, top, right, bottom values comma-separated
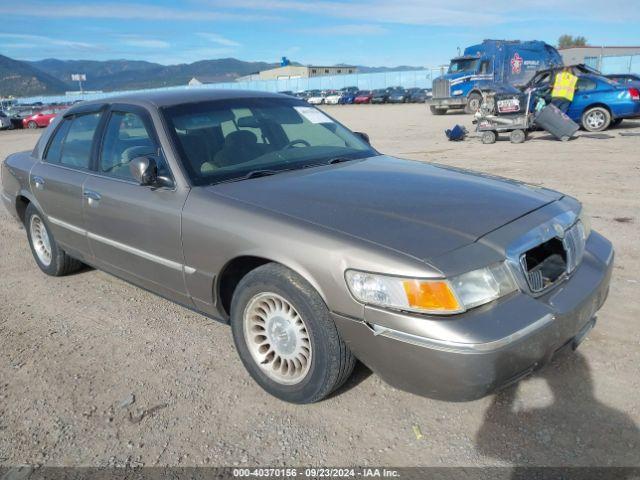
(354, 131, 370, 144)
(129, 156, 158, 186)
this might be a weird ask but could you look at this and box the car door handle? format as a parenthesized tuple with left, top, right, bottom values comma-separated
(83, 190, 102, 204)
(33, 176, 45, 190)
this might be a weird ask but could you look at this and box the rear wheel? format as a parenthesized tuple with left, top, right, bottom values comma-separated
(27, 121, 38, 129)
(230, 263, 356, 404)
(582, 107, 611, 132)
(430, 106, 447, 115)
(510, 129, 526, 144)
(25, 204, 83, 276)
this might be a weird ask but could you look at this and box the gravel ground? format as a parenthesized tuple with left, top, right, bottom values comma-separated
(0, 105, 639, 467)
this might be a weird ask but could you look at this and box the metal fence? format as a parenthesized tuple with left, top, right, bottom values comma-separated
(585, 54, 640, 74)
(16, 68, 445, 105)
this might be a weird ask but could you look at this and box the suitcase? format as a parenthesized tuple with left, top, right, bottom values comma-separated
(534, 104, 580, 141)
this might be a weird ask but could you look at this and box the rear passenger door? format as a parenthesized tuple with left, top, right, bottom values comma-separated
(30, 110, 103, 261)
(82, 104, 191, 304)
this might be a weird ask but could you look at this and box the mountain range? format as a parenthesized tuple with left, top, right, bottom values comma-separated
(1, 54, 425, 98)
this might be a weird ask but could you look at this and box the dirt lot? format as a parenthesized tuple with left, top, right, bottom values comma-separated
(1, 105, 639, 468)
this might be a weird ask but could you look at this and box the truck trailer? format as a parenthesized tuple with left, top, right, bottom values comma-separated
(429, 39, 563, 115)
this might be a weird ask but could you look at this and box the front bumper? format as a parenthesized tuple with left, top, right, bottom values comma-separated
(428, 97, 467, 108)
(333, 231, 614, 401)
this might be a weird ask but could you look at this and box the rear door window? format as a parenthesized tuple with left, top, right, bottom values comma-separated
(57, 113, 102, 169)
(576, 78, 597, 92)
(44, 120, 72, 163)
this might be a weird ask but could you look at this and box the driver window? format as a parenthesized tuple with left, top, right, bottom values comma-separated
(100, 111, 160, 180)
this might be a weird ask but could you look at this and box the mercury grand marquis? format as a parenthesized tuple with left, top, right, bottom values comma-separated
(1, 90, 613, 403)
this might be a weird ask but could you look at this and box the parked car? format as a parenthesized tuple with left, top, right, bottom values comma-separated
(406, 88, 428, 103)
(387, 88, 409, 104)
(2, 90, 613, 404)
(0, 111, 13, 130)
(22, 109, 61, 129)
(605, 73, 640, 87)
(306, 91, 326, 105)
(324, 90, 342, 105)
(338, 90, 357, 104)
(524, 66, 640, 131)
(353, 90, 373, 104)
(370, 89, 390, 104)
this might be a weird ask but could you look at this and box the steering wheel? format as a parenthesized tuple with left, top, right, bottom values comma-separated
(283, 139, 311, 149)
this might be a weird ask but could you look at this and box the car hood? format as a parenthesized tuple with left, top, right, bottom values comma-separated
(210, 155, 562, 262)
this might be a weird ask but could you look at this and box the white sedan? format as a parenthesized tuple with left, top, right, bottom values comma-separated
(324, 93, 342, 105)
(307, 94, 326, 105)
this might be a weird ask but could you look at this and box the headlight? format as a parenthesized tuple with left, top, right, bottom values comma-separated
(345, 262, 517, 315)
(578, 206, 591, 240)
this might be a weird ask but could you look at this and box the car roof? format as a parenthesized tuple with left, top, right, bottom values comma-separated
(67, 89, 290, 113)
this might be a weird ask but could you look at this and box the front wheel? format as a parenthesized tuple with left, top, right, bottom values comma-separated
(582, 107, 611, 132)
(430, 105, 447, 115)
(27, 121, 38, 129)
(465, 93, 482, 114)
(25, 204, 83, 276)
(230, 263, 356, 404)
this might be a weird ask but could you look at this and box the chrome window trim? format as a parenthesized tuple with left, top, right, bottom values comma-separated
(47, 215, 195, 274)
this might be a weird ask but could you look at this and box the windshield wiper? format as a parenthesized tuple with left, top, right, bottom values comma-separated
(221, 169, 281, 184)
(326, 156, 357, 165)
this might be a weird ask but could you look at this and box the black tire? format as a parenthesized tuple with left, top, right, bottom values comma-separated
(510, 129, 526, 144)
(481, 130, 497, 144)
(465, 92, 482, 114)
(430, 105, 447, 115)
(230, 263, 356, 404)
(27, 121, 38, 129)
(581, 106, 611, 132)
(25, 204, 83, 276)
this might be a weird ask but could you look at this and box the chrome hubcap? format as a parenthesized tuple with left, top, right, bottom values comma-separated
(243, 292, 312, 385)
(30, 215, 52, 266)
(586, 111, 605, 129)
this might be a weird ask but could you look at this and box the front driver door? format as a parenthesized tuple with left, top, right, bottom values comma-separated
(83, 104, 191, 305)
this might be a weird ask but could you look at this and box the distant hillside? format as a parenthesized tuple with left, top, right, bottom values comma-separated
(2, 55, 429, 97)
(0, 54, 69, 97)
(29, 58, 280, 91)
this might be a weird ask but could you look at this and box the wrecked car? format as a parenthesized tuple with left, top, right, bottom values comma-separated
(1, 90, 613, 403)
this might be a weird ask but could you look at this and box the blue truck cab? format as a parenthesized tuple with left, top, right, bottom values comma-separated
(429, 39, 563, 115)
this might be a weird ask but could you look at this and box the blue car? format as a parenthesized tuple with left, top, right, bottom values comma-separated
(525, 66, 640, 131)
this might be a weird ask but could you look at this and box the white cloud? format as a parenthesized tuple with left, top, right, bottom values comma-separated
(0, 33, 98, 50)
(196, 33, 242, 47)
(298, 24, 388, 36)
(0, 2, 279, 22)
(201, 0, 640, 25)
(116, 35, 170, 49)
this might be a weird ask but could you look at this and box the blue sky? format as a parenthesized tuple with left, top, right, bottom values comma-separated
(1, 0, 639, 67)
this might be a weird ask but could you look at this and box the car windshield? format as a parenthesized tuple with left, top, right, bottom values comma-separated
(162, 97, 377, 186)
(448, 58, 479, 74)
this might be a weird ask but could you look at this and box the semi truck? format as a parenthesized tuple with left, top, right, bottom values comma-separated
(429, 39, 563, 115)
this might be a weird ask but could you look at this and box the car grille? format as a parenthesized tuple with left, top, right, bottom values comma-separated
(520, 222, 586, 294)
(432, 78, 450, 99)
